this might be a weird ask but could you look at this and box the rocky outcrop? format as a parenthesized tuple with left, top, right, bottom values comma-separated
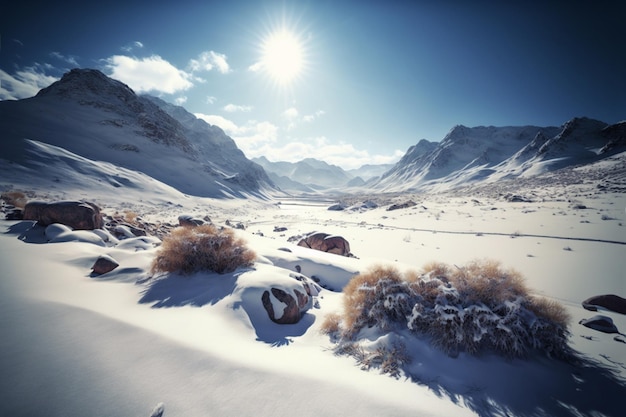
(23, 201, 103, 230)
(582, 294, 626, 314)
(297, 232, 351, 256)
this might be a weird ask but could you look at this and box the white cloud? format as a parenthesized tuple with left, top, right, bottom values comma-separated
(195, 113, 241, 133)
(50, 51, 79, 66)
(0, 66, 58, 100)
(283, 107, 299, 119)
(242, 136, 403, 170)
(205, 96, 217, 104)
(224, 103, 252, 112)
(303, 110, 325, 122)
(105, 55, 193, 94)
(121, 41, 144, 52)
(194, 111, 402, 169)
(248, 61, 263, 72)
(174, 96, 187, 105)
(188, 51, 231, 74)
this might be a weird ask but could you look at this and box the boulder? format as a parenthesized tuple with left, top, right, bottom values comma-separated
(582, 294, 626, 314)
(178, 214, 205, 227)
(91, 255, 119, 275)
(23, 201, 103, 230)
(260, 274, 320, 324)
(297, 232, 351, 256)
(579, 315, 619, 334)
(262, 288, 308, 324)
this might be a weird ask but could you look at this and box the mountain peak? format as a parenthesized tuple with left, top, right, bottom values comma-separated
(36, 68, 136, 102)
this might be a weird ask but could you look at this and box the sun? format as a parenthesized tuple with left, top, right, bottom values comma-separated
(261, 29, 304, 85)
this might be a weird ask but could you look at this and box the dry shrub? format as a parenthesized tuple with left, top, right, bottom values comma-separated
(320, 313, 342, 335)
(449, 259, 528, 307)
(342, 265, 409, 336)
(419, 261, 451, 279)
(151, 224, 255, 274)
(331, 259, 572, 363)
(1, 191, 28, 208)
(527, 296, 571, 329)
(123, 210, 138, 223)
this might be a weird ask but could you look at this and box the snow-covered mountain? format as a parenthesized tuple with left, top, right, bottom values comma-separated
(373, 118, 626, 192)
(252, 156, 353, 190)
(0, 68, 273, 198)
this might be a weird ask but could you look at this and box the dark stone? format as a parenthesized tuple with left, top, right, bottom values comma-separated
(387, 201, 416, 211)
(582, 294, 626, 314)
(262, 288, 302, 324)
(178, 214, 205, 227)
(579, 315, 619, 334)
(23, 201, 103, 230)
(91, 255, 119, 275)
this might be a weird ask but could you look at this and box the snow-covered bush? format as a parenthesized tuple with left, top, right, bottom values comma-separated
(151, 224, 256, 274)
(325, 260, 572, 375)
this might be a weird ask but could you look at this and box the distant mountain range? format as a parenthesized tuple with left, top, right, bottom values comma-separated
(1, 68, 624, 198)
(252, 156, 392, 192)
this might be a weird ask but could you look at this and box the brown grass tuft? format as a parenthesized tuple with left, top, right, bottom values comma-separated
(449, 259, 528, 306)
(151, 224, 256, 275)
(1, 191, 28, 208)
(420, 261, 451, 279)
(527, 296, 571, 328)
(320, 313, 342, 335)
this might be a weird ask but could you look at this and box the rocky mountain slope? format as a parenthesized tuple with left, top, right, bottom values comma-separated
(373, 118, 626, 192)
(0, 68, 274, 198)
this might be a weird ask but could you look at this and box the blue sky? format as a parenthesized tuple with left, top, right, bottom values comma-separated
(2, 0, 625, 169)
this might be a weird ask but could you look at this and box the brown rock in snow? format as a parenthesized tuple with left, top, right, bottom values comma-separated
(23, 201, 103, 230)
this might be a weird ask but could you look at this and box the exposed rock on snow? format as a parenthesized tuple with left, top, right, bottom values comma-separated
(262, 287, 309, 324)
(178, 214, 206, 227)
(91, 255, 120, 275)
(579, 315, 620, 334)
(582, 294, 626, 314)
(387, 200, 417, 211)
(297, 232, 352, 257)
(23, 200, 103, 230)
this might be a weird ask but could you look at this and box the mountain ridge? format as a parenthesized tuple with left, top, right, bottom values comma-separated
(0, 68, 274, 198)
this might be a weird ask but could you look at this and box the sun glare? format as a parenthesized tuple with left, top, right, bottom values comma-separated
(261, 29, 304, 84)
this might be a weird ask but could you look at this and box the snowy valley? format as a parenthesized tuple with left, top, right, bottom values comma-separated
(1, 69, 625, 417)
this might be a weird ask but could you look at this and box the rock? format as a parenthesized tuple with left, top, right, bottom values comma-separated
(387, 201, 416, 211)
(5, 208, 23, 220)
(579, 315, 619, 334)
(262, 288, 305, 324)
(327, 203, 345, 211)
(178, 214, 205, 227)
(91, 255, 119, 275)
(273, 226, 288, 232)
(23, 200, 103, 230)
(114, 223, 146, 238)
(260, 274, 320, 324)
(582, 294, 626, 314)
(297, 232, 351, 256)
